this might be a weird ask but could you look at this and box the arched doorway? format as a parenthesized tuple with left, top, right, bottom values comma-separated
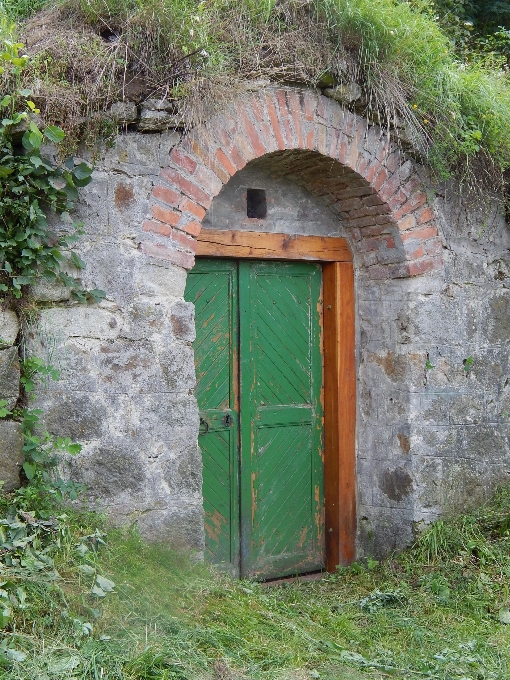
(184, 159, 356, 579)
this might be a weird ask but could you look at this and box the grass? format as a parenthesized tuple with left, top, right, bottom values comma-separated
(0, 0, 510, 186)
(3, 486, 510, 679)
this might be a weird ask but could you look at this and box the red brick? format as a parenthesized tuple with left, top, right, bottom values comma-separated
(424, 238, 443, 256)
(282, 116, 297, 148)
(408, 256, 443, 276)
(306, 128, 315, 150)
(402, 175, 421, 197)
(160, 167, 212, 208)
(387, 189, 407, 212)
(364, 160, 380, 184)
(393, 199, 416, 221)
(347, 126, 364, 169)
(187, 139, 229, 185)
(355, 154, 370, 178)
(372, 167, 389, 192)
(152, 185, 180, 207)
(417, 206, 435, 224)
(179, 197, 206, 221)
(397, 214, 416, 232)
(363, 194, 386, 208)
(362, 235, 396, 252)
(170, 148, 197, 175)
(335, 185, 374, 201)
(404, 243, 425, 259)
(276, 89, 290, 119)
(194, 164, 223, 196)
(375, 215, 395, 226)
(345, 215, 376, 229)
(302, 90, 317, 121)
(400, 225, 439, 242)
(177, 218, 201, 236)
(328, 127, 340, 159)
(287, 90, 304, 148)
(237, 102, 266, 157)
(143, 219, 172, 237)
(335, 197, 363, 212)
(264, 93, 286, 151)
(337, 135, 350, 164)
(316, 95, 327, 122)
(259, 120, 278, 153)
(359, 223, 395, 238)
(233, 133, 257, 162)
(151, 205, 180, 227)
(139, 241, 195, 270)
(171, 228, 197, 252)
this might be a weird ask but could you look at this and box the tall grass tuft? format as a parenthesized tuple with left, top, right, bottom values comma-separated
(2, 0, 510, 188)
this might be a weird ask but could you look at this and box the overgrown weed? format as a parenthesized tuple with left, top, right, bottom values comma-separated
(0, 0, 510, 189)
(2, 485, 510, 678)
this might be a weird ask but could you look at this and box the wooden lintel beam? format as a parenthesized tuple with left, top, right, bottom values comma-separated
(196, 229, 352, 262)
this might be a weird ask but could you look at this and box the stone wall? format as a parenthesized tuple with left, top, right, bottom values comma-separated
(2, 84, 510, 560)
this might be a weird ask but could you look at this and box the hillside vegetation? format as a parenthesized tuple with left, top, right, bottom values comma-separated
(2, 486, 510, 678)
(0, 0, 510, 186)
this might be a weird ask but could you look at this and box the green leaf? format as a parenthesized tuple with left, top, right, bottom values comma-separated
(95, 575, 115, 593)
(17, 89, 32, 97)
(22, 462, 36, 480)
(91, 585, 106, 598)
(44, 125, 65, 144)
(499, 606, 510, 624)
(87, 289, 106, 302)
(73, 162, 93, 180)
(5, 648, 25, 662)
(48, 177, 67, 190)
(78, 564, 96, 575)
(0, 95, 11, 108)
(71, 251, 86, 269)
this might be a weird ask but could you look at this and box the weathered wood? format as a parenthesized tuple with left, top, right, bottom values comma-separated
(323, 261, 356, 570)
(196, 229, 352, 262)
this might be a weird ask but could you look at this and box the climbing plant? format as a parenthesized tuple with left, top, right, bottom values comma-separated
(0, 28, 103, 499)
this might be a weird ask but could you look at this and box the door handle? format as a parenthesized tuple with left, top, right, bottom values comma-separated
(199, 417, 209, 435)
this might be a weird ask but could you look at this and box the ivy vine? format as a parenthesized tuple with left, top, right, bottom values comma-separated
(0, 36, 104, 500)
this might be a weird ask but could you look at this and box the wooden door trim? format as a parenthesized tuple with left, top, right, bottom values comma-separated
(323, 262, 356, 569)
(196, 229, 352, 262)
(196, 230, 357, 570)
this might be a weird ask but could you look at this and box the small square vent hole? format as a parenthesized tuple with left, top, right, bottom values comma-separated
(247, 188, 267, 219)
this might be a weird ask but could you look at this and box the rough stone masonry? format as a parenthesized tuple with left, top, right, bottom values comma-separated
(1, 85, 510, 559)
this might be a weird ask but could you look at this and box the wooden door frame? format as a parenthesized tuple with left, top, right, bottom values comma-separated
(196, 229, 356, 569)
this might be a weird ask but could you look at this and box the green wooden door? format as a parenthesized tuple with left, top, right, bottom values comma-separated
(185, 260, 240, 574)
(186, 259, 324, 579)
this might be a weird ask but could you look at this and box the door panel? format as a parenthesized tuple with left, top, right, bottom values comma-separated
(187, 258, 324, 580)
(185, 260, 239, 574)
(239, 261, 324, 579)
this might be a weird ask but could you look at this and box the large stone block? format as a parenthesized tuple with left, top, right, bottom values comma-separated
(0, 310, 19, 347)
(0, 346, 20, 408)
(39, 307, 122, 341)
(0, 421, 23, 492)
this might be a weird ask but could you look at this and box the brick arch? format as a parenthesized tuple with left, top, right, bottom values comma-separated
(141, 87, 443, 278)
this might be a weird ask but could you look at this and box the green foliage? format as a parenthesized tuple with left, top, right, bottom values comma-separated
(0, 37, 104, 301)
(1, 487, 510, 678)
(0, 30, 101, 505)
(0, 0, 50, 22)
(6, 0, 509, 184)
